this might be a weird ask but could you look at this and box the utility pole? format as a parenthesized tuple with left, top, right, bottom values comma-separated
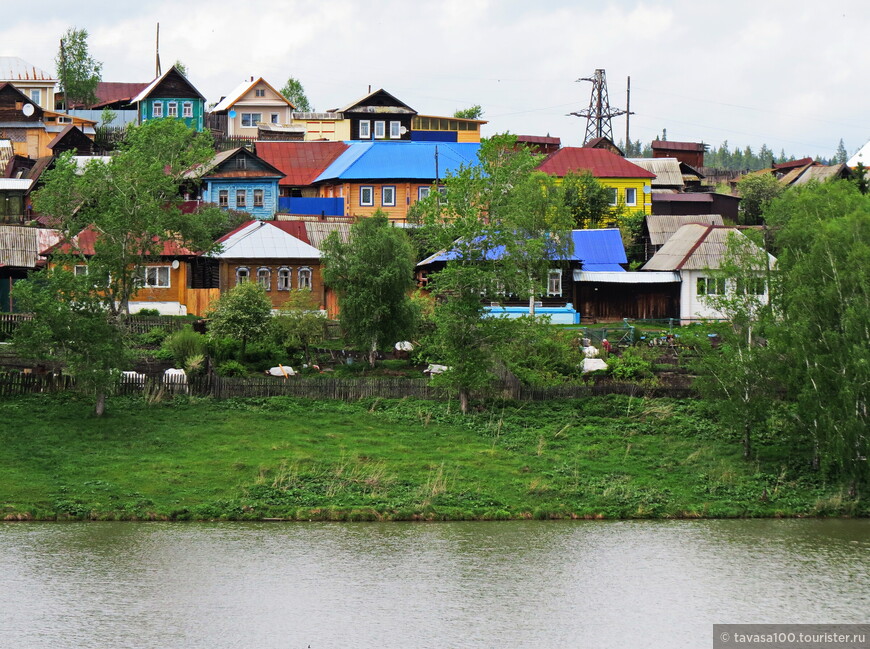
(155, 23, 161, 77)
(569, 69, 632, 146)
(625, 76, 632, 154)
(60, 38, 68, 111)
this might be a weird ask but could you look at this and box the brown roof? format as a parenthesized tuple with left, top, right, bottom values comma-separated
(66, 82, 150, 109)
(538, 147, 655, 179)
(651, 140, 706, 152)
(642, 224, 773, 271)
(256, 141, 349, 187)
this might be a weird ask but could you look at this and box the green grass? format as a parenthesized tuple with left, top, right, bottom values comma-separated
(0, 393, 863, 521)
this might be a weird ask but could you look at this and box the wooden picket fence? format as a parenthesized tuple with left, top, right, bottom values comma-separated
(0, 313, 195, 337)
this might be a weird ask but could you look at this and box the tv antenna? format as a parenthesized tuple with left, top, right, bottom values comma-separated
(569, 69, 631, 145)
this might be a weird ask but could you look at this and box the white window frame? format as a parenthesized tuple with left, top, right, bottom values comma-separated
(74, 264, 88, 277)
(382, 186, 396, 207)
(418, 186, 431, 201)
(270, 113, 279, 124)
(152, 101, 163, 118)
(697, 276, 726, 297)
(625, 187, 637, 206)
(608, 187, 618, 206)
(547, 269, 562, 297)
(236, 267, 250, 285)
(277, 267, 292, 291)
(241, 112, 262, 127)
(374, 121, 385, 139)
(389, 121, 401, 139)
(253, 189, 264, 207)
(182, 101, 193, 118)
(736, 277, 766, 295)
(167, 101, 178, 118)
(257, 267, 271, 291)
(140, 266, 171, 289)
(236, 189, 247, 208)
(298, 267, 312, 290)
(359, 120, 371, 139)
(218, 190, 229, 207)
(360, 186, 374, 207)
(30, 89, 41, 105)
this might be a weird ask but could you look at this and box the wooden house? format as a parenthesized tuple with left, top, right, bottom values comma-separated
(651, 192, 740, 221)
(641, 214, 724, 261)
(411, 115, 486, 143)
(186, 147, 284, 220)
(332, 88, 416, 141)
(132, 66, 205, 132)
(0, 226, 61, 311)
(210, 77, 295, 137)
(651, 140, 706, 168)
(537, 147, 655, 215)
(312, 141, 480, 220)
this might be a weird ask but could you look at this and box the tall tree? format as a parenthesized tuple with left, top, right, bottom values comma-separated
(207, 281, 273, 362)
(322, 214, 417, 367)
(735, 173, 784, 225)
(453, 105, 483, 120)
(280, 77, 312, 112)
(835, 138, 849, 164)
(33, 118, 231, 318)
(56, 27, 102, 108)
(561, 171, 616, 229)
(173, 60, 189, 77)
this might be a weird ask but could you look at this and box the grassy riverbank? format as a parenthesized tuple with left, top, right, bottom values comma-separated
(0, 394, 864, 520)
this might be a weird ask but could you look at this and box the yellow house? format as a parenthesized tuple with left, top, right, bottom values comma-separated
(537, 147, 655, 215)
(211, 77, 295, 137)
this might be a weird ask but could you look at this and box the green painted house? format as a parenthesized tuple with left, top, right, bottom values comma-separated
(132, 66, 205, 131)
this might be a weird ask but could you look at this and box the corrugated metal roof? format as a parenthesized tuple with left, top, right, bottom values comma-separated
(642, 224, 775, 271)
(652, 192, 714, 203)
(213, 77, 293, 112)
(0, 57, 56, 81)
(575, 270, 681, 283)
(0, 226, 61, 267)
(784, 164, 848, 186)
(333, 88, 415, 114)
(212, 221, 320, 260)
(0, 178, 33, 191)
(646, 214, 724, 246)
(304, 222, 351, 248)
(315, 141, 481, 182)
(256, 141, 349, 186)
(651, 140, 706, 152)
(537, 147, 655, 179)
(626, 157, 684, 187)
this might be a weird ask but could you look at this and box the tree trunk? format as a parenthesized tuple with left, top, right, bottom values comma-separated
(94, 390, 106, 417)
(529, 294, 536, 318)
(459, 388, 469, 415)
(369, 336, 377, 368)
(743, 421, 751, 459)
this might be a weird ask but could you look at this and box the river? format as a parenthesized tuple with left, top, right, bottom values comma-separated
(1, 520, 867, 648)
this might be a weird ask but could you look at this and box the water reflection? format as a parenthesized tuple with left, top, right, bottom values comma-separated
(1, 520, 867, 649)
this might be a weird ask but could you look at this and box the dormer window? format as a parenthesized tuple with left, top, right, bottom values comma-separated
(255, 88, 265, 97)
(236, 157, 247, 170)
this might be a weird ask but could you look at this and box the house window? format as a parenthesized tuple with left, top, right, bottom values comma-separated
(236, 267, 250, 284)
(218, 190, 229, 207)
(253, 189, 264, 207)
(298, 267, 312, 290)
(139, 266, 171, 288)
(389, 121, 401, 139)
(418, 186, 431, 201)
(736, 277, 766, 295)
(30, 89, 41, 105)
(271, 113, 279, 124)
(152, 101, 163, 118)
(697, 277, 726, 296)
(236, 189, 247, 207)
(74, 264, 88, 277)
(625, 187, 637, 206)
(374, 121, 385, 139)
(236, 157, 247, 170)
(360, 186, 374, 207)
(241, 112, 262, 127)
(255, 88, 266, 97)
(257, 267, 271, 291)
(182, 102, 193, 118)
(167, 102, 178, 117)
(277, 267, 292, 291)
(608, 187, 618, 206)
(359, 120, 371, 139)
(547, 269, 562, 297)
(438, 186, 448, 205)
(382, 186, 396, 207)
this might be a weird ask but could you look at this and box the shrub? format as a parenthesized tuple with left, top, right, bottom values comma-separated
(136, 308, 160, 316)
(137, 326, 168, 347)
(609, 347, 654, 381)
(216, 360, 248, 377)
(162, 326, 206, 366)
(185, 353, 206, 377)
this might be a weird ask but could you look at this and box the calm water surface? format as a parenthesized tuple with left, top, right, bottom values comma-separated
(0, 520, 867, 648)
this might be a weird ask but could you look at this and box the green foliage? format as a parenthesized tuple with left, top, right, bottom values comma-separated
(136, 308, 160, 316)
(322, 214, 417, 366)
(173, 60, 188, 77)
(161, 325, 206, 367)
(494, 318, 580, 386)
(562, 171, 617, 229)
(736, 173, 784, 225)
(272, 290, 325, 364)
(207, 282, 272, 361)
(279, 77, 312, 112)
(138, 326, 168, 347)
(608, 347, 654, 381)
(216, 360, 248, 377)
(835, 138, 848, 165)
(56, 27, 102, 108)
(453, 105, 483, 119)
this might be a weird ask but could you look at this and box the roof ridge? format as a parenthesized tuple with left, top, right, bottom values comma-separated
(676, 223, 714, 270)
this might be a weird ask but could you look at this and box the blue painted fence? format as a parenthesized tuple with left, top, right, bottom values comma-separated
(483, 303, 581, 325)
(278, 197, 345, 216)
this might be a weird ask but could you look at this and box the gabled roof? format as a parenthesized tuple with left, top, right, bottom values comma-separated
(131, 66, 205, 103)
(0, 57, 56, 82)
(42, 227, 197, 258)
(780, 163, 850, 186)
(651, 140, 706, 152)
(418, 228, 627, 270)
(626, 157, 684, 187)
(0, 82, 43, 120)
(645, 214, 725, 246)
(332, 88, 416, 115)
(256, 141, 349, 186)
(315, 141, 480, 182)
(847, 141, 870, 168)
(538, 147, 655, 179)
(46, 124, 92, 152)
(66, 82, 150, 109)
(211, 220, 320, 259)
(213, 77, 293, 112)
(184, 147, 284, 180)
(772, 156, 815, 171)
(642, 224, 775, 271)
(0, 226, 61, 268)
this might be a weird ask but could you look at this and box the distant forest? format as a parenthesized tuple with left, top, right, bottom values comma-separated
(616, 138, 850, 171)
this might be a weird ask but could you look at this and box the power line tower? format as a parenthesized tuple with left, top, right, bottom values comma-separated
(570, 69, 630, 144)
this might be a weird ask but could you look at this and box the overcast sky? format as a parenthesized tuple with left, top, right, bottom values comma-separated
(2, 0, 867, 159)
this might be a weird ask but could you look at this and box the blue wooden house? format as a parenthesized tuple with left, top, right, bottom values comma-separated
(187, 147, 284, 219)
(132, 66, 205, 131)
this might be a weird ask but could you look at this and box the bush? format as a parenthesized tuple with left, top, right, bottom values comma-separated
(137, 326, 168, 347)
(216, 360, 248, 377)
(608, 347, 653, 381)
(136, 308, 160, 316)
(162, 326, 206, 367)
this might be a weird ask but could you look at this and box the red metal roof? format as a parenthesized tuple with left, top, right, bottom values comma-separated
(517, 135, 561, 145)
(772, 157, 815, 170)
(256, 141, 349, 187)
(537, 147, 655, 179)
(44, 227, 198, 257)
(651, 140, 706, 152)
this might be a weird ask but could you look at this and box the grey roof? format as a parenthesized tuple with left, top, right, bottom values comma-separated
(0, 178, 34, 191)
(626, 157, 684, 187)
(0, 226, 61, 268)
(213, 77, 293, 112)
(784, 164, 849, 186)
(642, 224, 775, 271)
(574, 270, 681, 283)
(212, 221, 320, 260)
(303, 222, 351, 249)
(0, 57, 56, 81)
(646, 214, 724, 246)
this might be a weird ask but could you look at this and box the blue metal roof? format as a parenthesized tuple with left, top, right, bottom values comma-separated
(419, 228, 627, 268)
(314, 141, 481, 182)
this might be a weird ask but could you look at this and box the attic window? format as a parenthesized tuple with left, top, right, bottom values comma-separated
(236, 157, 247, 170)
